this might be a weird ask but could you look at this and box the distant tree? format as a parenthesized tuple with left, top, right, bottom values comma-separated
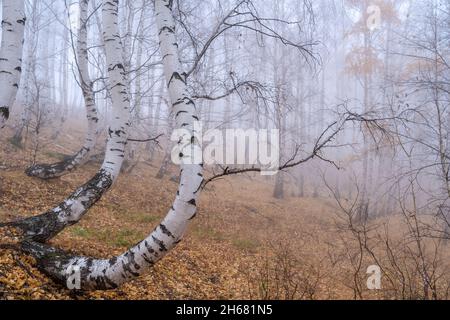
(25, 0, 100, 179)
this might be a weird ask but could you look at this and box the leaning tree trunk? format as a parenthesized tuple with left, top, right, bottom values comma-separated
(25, 0, 100, 179)
(0, 0, 25, 128)
(21, 0, 203, 290)
(1, 0, 130, 243)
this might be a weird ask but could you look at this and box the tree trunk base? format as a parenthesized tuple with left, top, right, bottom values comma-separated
(25, 154, 78, 179)
(20, 240, 78, 289)
(3, 211, 66, 243)
(3, 170, 113, 242)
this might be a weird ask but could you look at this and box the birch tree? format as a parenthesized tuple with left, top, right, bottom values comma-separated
(10, 0, 39, 146)
(0, 0, 26, 128)
(1, 0, 130, 243)
(20, 0, 203, 290)
(25, 0, 100, 179)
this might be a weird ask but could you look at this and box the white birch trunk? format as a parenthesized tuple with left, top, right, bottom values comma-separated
(4, 0, 130, 242)
(25, 0, 100, 179)
(0, 0, 25, 128)
(21, 0, 203, 290)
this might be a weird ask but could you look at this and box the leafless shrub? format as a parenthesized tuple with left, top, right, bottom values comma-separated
(242, 239, 323, 300)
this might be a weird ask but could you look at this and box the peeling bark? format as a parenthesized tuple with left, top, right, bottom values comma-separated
(20, 0, 203, 290)
(0, 0, 25, 128)
(2, 0, 130, 242)
(25, 0, 99, 179)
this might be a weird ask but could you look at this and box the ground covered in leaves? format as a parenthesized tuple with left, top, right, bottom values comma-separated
(0, 128, 377, 300)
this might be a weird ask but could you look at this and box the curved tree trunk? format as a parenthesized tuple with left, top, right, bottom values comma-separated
(25, 0, 100, 179)
(21, 0, 203, 290)
(0, 0, 25, 128)
(2, 0, 130, 243)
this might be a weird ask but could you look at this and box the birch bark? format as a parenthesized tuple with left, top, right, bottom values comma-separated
(21, 0, 203, 290)
(3, 0, 130, 243)
(0, 0, 25, 128)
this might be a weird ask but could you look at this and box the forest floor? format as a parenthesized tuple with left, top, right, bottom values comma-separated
(0, 127, 385, 300)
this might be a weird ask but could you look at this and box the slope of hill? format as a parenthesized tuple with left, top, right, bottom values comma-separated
(0, 129, 351, 300)
(2, 129, 447, 300)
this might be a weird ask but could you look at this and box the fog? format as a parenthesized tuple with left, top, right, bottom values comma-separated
(1, 0, 450, 298)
